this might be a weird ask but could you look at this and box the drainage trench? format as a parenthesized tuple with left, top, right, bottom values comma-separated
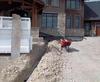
(0, 42, 47, 82)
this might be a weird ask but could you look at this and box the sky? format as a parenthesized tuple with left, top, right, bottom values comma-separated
(86, 0, 100, 1)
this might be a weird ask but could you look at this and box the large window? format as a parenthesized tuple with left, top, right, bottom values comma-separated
(75, 16, 81, 28)
(51, 0, 60, 7)
(66, 15, 73, 28)
(66, 0, 80, 9)
(66, 15, 81, 28)
(41, 13, 58, 28)
(76, 0, 80, 9)
(42, 0, 48, 4)
(42, 0, 59, 7)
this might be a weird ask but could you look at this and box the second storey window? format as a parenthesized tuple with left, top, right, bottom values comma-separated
(66, 0, 80, 9)
(42, 0, 48, 4)
(42, 0, 60, 7)
(42, 13, 58, 28)
(51, 0, 60, 7)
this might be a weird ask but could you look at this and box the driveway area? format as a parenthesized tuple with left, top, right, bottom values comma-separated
(0, 37, 100, 82)
(27, 37, 100, 82)
(0, 55, 11, 71)
(62, 37, 100, 82)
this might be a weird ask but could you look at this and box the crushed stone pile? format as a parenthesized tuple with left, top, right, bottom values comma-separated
(0, 55, 31, 82)
(27, 40, 66, 82)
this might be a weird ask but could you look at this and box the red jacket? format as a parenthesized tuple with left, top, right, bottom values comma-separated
(60, 39, 71, 47)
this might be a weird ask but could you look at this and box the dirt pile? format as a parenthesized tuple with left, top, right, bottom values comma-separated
(27, 40, 65, 82)
(0, 42, 46, 82)
(0, 55, 31, 82)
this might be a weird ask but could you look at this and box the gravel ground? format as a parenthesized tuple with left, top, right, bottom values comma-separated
(0, 37, 100, 82)
(0, 55, 11, 71)
(27, 48, 64, 82)
(63, 37, 100, 82)
(27, 37, 100, 82)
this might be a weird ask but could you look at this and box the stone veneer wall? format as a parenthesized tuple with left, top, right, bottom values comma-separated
(40, 0, 84, 38)
(40, 0, 66, 37)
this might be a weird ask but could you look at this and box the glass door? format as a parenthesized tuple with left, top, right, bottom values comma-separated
(84, 22, 91, 36)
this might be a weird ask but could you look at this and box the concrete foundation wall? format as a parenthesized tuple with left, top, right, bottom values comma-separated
(32, 27, 39, 38)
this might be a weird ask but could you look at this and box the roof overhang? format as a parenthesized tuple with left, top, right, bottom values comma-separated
(0, 0, 44, 11)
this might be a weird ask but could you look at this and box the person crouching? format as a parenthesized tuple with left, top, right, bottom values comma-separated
(59, 39, 71, 51)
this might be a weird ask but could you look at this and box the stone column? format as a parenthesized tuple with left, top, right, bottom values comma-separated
(58, 13, 66, 37)
(11, 14, 21, 59)
(57, 0, 66, 37)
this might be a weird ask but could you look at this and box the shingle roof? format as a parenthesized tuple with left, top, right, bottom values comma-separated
(85, 1, 100, 21)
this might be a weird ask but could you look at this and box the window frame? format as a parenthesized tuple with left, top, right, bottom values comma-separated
(66, 15, 81, 29)
(74, 15, 81, 28)
(51, 0, 60, 7)
(41, 13, 58, 28)
(42, 0, 60, 7)
(66, 15, 73, 29)
(42, 0, 49, 5)
(65, 0, 81, 10)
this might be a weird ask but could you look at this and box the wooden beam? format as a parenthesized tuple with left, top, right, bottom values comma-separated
(32, 6, 35, 27)
(23, 1, 32, 6)
(21, 5, 32, 9)
(32, 5, 38, 27)
(8, 0, 12, 4)
(22, 0, 24, 6)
